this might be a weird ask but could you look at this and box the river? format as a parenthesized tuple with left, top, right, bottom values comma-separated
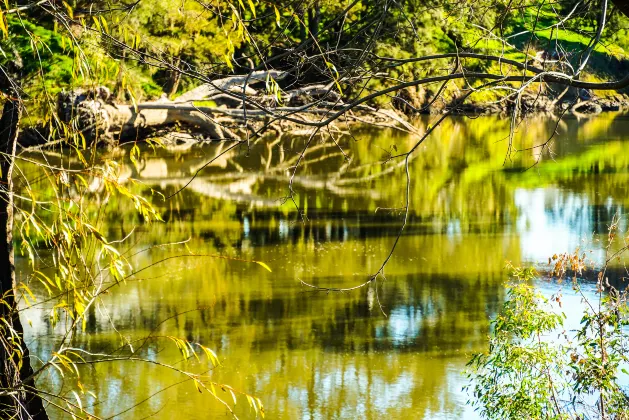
(18, 112, 629, 419)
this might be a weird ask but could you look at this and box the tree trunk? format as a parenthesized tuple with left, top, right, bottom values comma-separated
(0, 95, 48, 419)
(22, 75, 409, 147)
(296, 5, 306, 44)
(55, 96, 242, 143)
(166, 56, 182, 98)
(308, 1, 321, 44)
(52, 99, 407, 145)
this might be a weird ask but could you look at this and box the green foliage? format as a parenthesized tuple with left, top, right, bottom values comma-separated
(465, 264, 567, 419)
(466, 245, 629, 419)
(120, 0, 242, 66)
(3, 16, 73, 87)
(4, 0, 629, 111)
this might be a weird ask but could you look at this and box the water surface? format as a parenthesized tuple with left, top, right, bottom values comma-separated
(19, 113, 629, 419)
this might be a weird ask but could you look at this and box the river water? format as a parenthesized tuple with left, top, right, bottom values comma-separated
(18, 113, 629, 419)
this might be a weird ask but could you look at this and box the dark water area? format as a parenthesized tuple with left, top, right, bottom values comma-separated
(17, 113, 629, 418)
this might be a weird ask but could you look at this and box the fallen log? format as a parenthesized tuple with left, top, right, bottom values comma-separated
(284, 84, 343, 105)
(56, 91, 240, 143)
(20, 75, 412, 147)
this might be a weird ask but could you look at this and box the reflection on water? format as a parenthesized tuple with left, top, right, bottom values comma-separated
(17, 113, 629, 419)
(515, 188, 624, 264)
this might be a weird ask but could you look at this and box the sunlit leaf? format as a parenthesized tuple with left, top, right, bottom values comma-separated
(274, 5, 281, 27)
(255, 261, 272, 272)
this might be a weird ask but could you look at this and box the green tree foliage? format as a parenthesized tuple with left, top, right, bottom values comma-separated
(465, 266, 568, 419)
(466, 224, 629, 419)
(115, 0, 244, 95)
(4, 0, 627, 107)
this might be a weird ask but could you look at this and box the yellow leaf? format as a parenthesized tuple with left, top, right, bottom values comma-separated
(229, 389, 237, 405)
(127, 87, 138, 113)
(0, 11, 8, 38)
(224, 53, 234, 70)
(194, 380, 202, 393)
(71, 390, 83, 412)
(247, 0, 256, 17)
(100, 16, 109, 34)
(274, 6, 281, 27)
(62, 1, 73, 19)
(255, 261, 272, 272)
(49, 361, 65, 377)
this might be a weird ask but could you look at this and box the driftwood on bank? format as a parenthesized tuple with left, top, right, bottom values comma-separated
(22, 67, 626, 148)
(173, 70, 286, 103)
(20, 71, 410, 147)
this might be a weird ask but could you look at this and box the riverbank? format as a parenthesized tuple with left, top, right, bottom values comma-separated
(392, 84, 629, 116)
(455, 93, 629, 115)
(18, 80, 629, 149)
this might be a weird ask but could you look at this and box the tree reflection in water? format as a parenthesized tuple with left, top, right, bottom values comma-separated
(17, 113, 629, 418)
